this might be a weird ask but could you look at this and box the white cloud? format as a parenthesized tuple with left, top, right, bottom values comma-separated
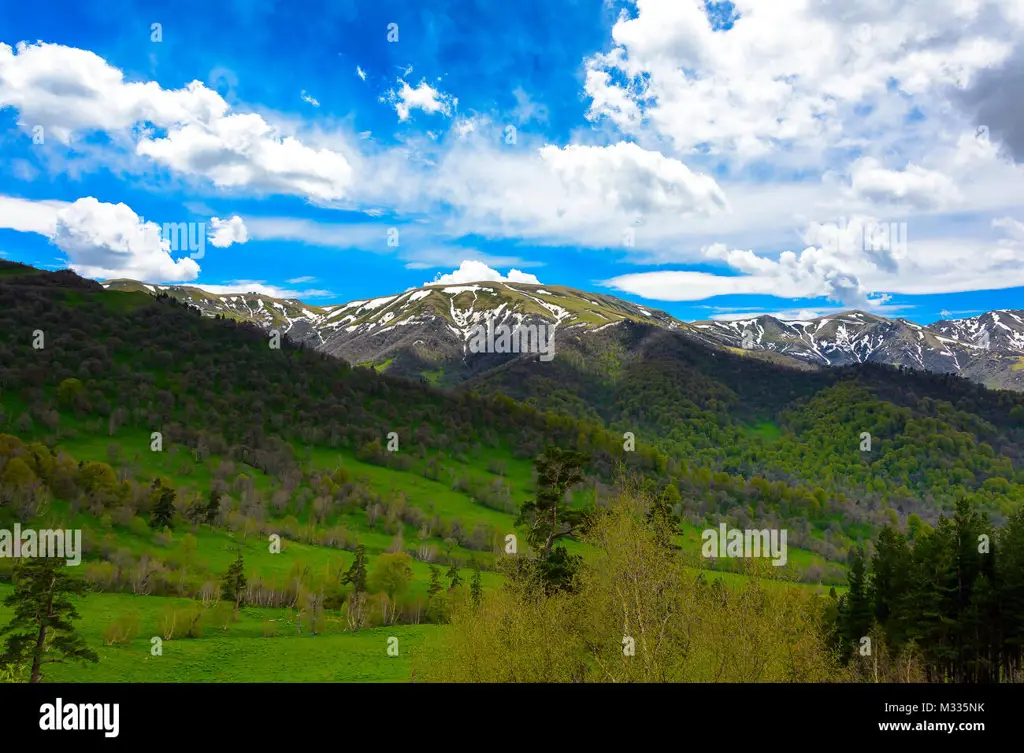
(847, 157, 962, 210)
(382, 78, 457, 122)
(604, 214, 1024, 304)
(174, 281, 334, 299)
(208, 215, 248, 248)
(405, 140, 729, 247)
(356, 66, 367, 81)
(0, 42, 355, 201)
(0, 195, 275, 282)
(52, 198, 200, 281)
(286, 275, 316, 284)
(300, 90, 320, 107)
(0, 195, 65, 235)
(582, 0, 1024, 163)
(426, 260, 542, 286)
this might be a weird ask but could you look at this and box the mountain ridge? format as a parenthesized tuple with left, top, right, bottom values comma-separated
(100, 277, 1024, 391)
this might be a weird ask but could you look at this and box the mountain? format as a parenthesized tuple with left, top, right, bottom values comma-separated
(99, 278, 814, 384)
(102, 277, 1024, 391)
(7, 260, 1024, 567)
(692, 310, 1024, 391)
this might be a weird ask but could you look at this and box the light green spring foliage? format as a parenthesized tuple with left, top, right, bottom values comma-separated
(416, 478, 850, 683)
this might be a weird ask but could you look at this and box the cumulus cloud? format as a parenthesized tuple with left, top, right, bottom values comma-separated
(208, 215, 248, 248)
(0, 42, 355, 200)
(847, 158, 962, 211)
(412, 140, 729, 246)
(0, 195, 269, 282)
(381, 78, 457, 122)
(52, 198, 200, 281)
(426, 260, 542, 286)
(583, 0, 1024, 162)
(604, 213, 1024, 304)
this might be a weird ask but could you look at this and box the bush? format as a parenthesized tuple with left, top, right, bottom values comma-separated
(103, 610, 141, 646)
(129, 515, 150, 537)
(159, 604, 205, 639)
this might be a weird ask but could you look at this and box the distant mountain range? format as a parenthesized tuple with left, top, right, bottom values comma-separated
(101, 278, 1024, 391)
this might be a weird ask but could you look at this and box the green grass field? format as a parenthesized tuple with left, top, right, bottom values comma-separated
(0, 390, 841, 682)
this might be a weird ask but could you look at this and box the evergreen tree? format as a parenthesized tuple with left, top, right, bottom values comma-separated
(341, 544, 368, 596)
(220, 552, 247, 620)
(470, 565, 483, 607)
(446, 563, 462, 590)
(150, 484, 176, 530)
(204, 489, 222, 526)
(516, 446, 589, 561)
(427, 565, 443, 600)
(0, 558, 98, 683)
(838, 547, 873, 661)
(869, 526, 911, 642)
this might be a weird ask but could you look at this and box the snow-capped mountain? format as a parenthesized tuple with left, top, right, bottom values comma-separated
(691, 310, 1024, 390)
(101, 277, 1024, 391)
(100, 279, 690, 382)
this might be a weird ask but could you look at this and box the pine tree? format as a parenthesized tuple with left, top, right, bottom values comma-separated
(427, 565, 443, 600)
(341, 544, 367, 596)
(220, 552, 247, 620)
(516, 446, 589, 561)
(869, 526, 911, 643)
(150, 484, 176, 530)
(0, 558, 98, 683)
(446, 563, 462, 590)
(470, 565, 482, 607)
(838, 547, 873, 661)
(204, 489, 222, 526)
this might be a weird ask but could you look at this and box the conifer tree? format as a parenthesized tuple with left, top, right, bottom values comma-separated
(446, 563, 462, 590)
(205, 489, 222, 526)
(0, 558, 98, 683)
(150, 483, 176, 530)
(220, 552, 247, 620)
(427, 565, 443, 600)
(341, 544, 368, 596)
(470, 565, 483, 607)
(838, 547, 873, 661)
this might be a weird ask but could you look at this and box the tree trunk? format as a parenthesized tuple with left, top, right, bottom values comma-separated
(30, 623, 47, 683)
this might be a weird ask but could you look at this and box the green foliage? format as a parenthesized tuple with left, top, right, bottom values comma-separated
(367, 552, 414, 600)
(445, 563, 462, 590)
(341, 544, 368, 596)
(0, 558, 98, 682)
(516, 445, 590, 560)
(221, 553, 247, 618)
(835, 498, 1024, 682)
(427, 565, 443, 600)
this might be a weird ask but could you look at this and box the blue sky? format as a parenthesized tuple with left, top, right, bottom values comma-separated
(1, 0, 1023, 324)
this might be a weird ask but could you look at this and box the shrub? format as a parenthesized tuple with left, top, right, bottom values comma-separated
(103, 610, 141, 646)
